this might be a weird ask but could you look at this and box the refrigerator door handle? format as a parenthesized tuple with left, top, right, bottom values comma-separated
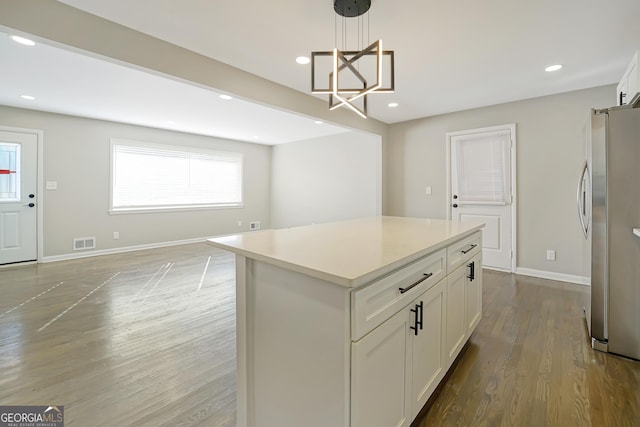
(576, 161, 589, 239)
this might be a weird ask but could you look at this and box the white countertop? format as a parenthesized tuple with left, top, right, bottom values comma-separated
(207, 216, 483, 287)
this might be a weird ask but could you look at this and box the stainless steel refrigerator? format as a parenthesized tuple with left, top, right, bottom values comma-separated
(578, 103, 640, 360)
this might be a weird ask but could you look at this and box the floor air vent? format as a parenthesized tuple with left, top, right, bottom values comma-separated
(73, 237, 96, 251)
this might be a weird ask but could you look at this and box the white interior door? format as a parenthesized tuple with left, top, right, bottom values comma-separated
(448, 126, 516, 271)
(0, 130, 38, 264)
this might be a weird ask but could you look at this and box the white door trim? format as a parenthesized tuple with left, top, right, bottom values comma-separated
(0, 125, 44, 263)
(446, 124, 517, 273)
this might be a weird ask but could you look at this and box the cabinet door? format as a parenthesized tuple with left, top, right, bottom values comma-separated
(465, 254, 482, 334)
(352, 308, 412, 427)
(446, 266, 466, 362)
(410, 279, 446, 416)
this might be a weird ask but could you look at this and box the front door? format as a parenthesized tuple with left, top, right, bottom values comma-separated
(447, 125, 516, 271)
(0, 130, 38, 264)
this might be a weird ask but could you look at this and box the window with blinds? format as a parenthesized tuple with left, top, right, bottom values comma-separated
(452, 131, 511, 205)
(110, 139, 243, 213)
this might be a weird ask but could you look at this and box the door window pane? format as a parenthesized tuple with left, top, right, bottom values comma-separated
(0, 143, 20, 201)
(453, 132, 510, 204)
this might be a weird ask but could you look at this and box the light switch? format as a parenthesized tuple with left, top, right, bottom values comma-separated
(425, 186, 432, 195)
(46, 181, 58, 190)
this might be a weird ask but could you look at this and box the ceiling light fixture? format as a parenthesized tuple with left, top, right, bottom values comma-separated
(311, 0, 395, 119)
(10, 35, 36, 46)
(20, 95, 35, 100)
(296, 56, 311, 65)
(545, 64, 563, 72)
(388, 102, 398, 108)
(220, 94, 233, 100)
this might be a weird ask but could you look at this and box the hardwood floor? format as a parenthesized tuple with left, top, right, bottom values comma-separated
(1, 245, 638, 426)
(0, 243, 237, 426)
(414, 269, 640, 427)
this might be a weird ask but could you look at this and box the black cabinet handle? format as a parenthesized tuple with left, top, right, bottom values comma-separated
(399, 273, 433, 294)
(410, 304, 419, 336)
(467, 261, 475, 281)
(620, 91, 627, 105)
(409, 301, 424, 336)
(461, 244, 477, 254)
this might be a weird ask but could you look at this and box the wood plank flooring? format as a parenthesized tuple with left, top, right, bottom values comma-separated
(0, 243, 236, 426)
(414, 269, 640, 427)
(1, 245, 638, 426)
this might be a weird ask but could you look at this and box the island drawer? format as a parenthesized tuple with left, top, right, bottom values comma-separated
(447, 231, 481, 273)
(351, 249, 446, 341)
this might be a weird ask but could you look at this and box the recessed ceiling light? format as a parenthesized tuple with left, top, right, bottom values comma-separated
(253, 135, 259, 139)
(545, 64, 563, 72)
(314, 120, 323, 124)
(296, 56, 310, 65)
(388, 102, 399, 108)
(219, 94, 233, 100)
(20, 95, 35, 100)
(10, 35, 36, 46)
(167, 120, 175, 124)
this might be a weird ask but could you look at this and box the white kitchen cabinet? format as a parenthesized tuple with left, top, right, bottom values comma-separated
(617, 50, 639, 106)
(208, 218, 484, 427)
(409, 278, 447, 416)
(446, 265, 466, 361)
(446, 237, 482, 363)
(351, 278, 446, 427)
(465, 253, 482, 333)
(351, 302, 413, 427)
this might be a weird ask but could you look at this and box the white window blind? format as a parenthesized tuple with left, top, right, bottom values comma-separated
(453, 131, 511, 205)
(111, 139, 243, 212)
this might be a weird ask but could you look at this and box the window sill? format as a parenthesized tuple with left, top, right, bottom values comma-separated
(109, 204, 244, 215)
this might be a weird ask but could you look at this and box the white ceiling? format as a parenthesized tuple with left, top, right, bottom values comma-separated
(2, 0, 640, 143)
(0, 29, 350, 145)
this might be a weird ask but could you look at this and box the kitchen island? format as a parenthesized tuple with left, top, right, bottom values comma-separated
(207, 216, 484, 427)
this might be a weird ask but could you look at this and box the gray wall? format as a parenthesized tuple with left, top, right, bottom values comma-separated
(271, 132, 381, 229)
(0, 105, 271, 258)
(386, 85, 615, 280)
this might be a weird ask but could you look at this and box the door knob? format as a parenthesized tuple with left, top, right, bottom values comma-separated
(24, 203, 35, 208)
(453, 195, 458, 199)
(29, 194, 35, 198)
(452, 204, 458, 208)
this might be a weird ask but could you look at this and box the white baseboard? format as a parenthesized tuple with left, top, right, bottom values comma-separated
(41, 236, 212, 263)
(515, 267, 590, 286)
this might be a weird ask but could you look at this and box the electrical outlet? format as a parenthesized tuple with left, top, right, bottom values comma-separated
(546, 250, 556, 261)
(113, 231, 120, 240)
(249, 221, 261, 231)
